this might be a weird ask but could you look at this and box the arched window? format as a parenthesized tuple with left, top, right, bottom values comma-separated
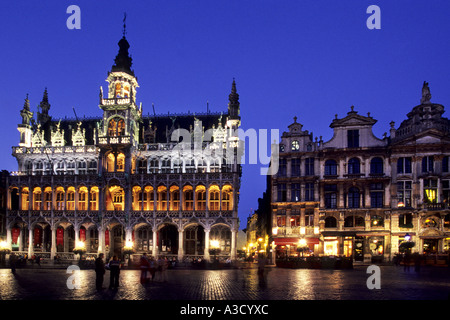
(169, 185, 180, 211)
(210, 225, 231, 253)
(324, 159, 338, 176)
(55, 187, 65, 210)
(21, 187, 30, 210)
(108, 117, 126, 137)
(209, 186, 220, 211)
(107, 185, 124, 211)
(117, 119, 125, 136)
(183, 186, 194, 211)
(195, 186, 206, 211)
(90, 186, 99, 210)
(221, 185, 233, 211)
(116, 153, 125, 172)
(44, 187, 52, 210)
(348, 158, 360, 174)
(143, 186, 154, 211)
(108, 118, 117, 136)
(347, 187, 360, 208)
(157, 186, 168, 211)
(370, 157, 384, 175)
(33, 187, 42, 210)
(67, 187, 75, 210)
(132, 186, 142, 211)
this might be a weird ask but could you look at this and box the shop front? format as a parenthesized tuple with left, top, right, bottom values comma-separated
(273, 237, 319, 259)
(321, 232, 388, 262)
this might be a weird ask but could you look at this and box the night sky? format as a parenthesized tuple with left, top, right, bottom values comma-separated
(1, 1, 450, 230)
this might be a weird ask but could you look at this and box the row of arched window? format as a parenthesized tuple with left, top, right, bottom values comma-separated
(10, 184, 234, 212)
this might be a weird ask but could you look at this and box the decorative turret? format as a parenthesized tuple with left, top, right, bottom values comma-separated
(393, 81, 450, 143)
(97, 16, 141, 149)
(18, 94, 34, 147)
(20, 94, 33, 125)
(37, 88, 51, 125)
(228, 78, 240, 121)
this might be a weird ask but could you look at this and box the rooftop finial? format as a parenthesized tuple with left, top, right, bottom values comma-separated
(123, 12, 127, 37)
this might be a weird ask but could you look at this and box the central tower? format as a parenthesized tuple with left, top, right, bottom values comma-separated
(96, 24, 142, 177)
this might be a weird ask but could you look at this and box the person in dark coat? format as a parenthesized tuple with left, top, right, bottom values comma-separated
(139, 253, 150, 285)
(108, 255, 121, 290)
(94, 253, 106, 290)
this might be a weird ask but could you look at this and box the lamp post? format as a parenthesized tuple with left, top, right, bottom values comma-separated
(209, 240, 221, 263)
(0, 240, 11, 266)
(123, 240, 135, 268)
(73, 240, 86, 265)
(297, 238, 308, 258)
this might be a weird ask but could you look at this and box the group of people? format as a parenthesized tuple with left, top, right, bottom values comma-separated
(139, 253, 171, 284)
(94, 253, 171, 291)
(94, 253, 122, 290)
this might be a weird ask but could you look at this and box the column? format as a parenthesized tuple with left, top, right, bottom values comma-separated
(231, 229, 236, 261)
(98, 227, 105, 254)
(18, 228, 23, 252)
(153, 188, 157, 213)
(178, 228, 184, 261)
(75, 226, 80, 245)
(6, 227, 12, 250)
(50, 226, 57, 260)
(28, 227, 34, 257)
(125, 227, 132, 243)
(204, 228, 210, 261)
(152, 227, 158, 258)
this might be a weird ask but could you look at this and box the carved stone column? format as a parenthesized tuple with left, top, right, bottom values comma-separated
(204, 228, 210, 261)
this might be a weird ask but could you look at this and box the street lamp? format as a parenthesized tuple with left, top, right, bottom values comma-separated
(209, 240, 221, 263)
(73, 240, 86, 264)
(0, 240, 11, 266)
(297, 238, 308, 258)
(404, 233, 411, 242)
(123, 240, 135, 267)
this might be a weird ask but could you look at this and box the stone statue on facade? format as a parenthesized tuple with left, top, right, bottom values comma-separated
(421, 81, 431, 104)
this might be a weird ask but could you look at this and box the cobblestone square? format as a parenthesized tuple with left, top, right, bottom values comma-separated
(1, 265, 449, 301)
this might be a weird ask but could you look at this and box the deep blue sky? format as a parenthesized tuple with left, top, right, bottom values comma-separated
(1, 1, 450, 230)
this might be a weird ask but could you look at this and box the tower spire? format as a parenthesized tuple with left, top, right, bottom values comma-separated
(111, 13, 134, 76)
(122, 12, 127, 37)
(228, 78, 240, 120)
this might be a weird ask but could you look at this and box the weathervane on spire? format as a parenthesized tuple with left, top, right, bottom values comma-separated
(123, 12, 127, 37)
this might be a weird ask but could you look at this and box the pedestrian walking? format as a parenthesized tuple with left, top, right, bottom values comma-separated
(108, 255, 121, 290)
(139, 253, 150, 285)
(161, 257, 169, 282)
(35, 255, 41, 267)
(257, 254, 267, 283)
(95, 253, 106, 290)
(149, 256, 156, 281)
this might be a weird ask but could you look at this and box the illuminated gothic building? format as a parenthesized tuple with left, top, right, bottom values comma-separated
(270, 82, 450, 263)
(5, 31, 242, 262)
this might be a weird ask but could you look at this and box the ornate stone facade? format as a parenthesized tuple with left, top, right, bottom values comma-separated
(5, 32, 242, 262)
(271, 82, 450, 263)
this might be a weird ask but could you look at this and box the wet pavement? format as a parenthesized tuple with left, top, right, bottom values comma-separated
(0, 264, 449, 301)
